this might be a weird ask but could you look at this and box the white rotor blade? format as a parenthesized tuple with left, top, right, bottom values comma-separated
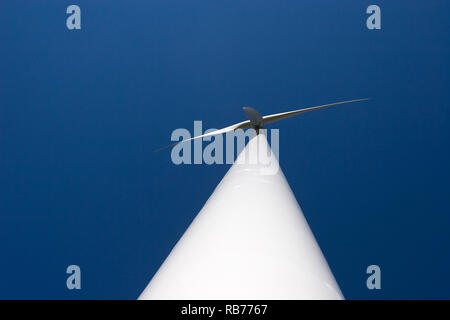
(155, 120, 251, 152)
(156, 98, 370, 151)
(262, 98, 370, 125)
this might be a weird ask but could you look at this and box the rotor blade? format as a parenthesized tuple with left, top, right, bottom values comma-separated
(262, 98, 371, 125)
(155, 120, 252, 152)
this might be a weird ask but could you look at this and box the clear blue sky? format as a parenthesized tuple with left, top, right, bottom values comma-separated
(0, 1, 449, 299)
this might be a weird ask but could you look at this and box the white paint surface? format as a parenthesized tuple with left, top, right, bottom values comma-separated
(139, 134, 343, 299)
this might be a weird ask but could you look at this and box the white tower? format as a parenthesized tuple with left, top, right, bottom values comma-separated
(140, 134, 343, 299)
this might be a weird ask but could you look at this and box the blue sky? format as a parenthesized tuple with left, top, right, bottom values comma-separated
(0, 1, 449, 299)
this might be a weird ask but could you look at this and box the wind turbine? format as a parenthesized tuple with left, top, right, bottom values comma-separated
(155, 98, 370, 152)
(141, 98, 370, 300)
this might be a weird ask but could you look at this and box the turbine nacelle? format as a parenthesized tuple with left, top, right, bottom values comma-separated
(242, 107, 264, 132)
